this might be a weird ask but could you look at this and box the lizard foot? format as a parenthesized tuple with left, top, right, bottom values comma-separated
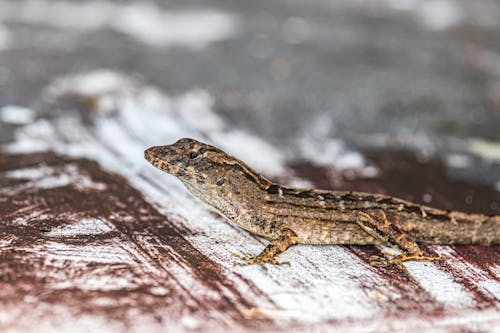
(370, 253, 447, 267)
(370, 253, 447, 277)
(231, 252, 290, 270)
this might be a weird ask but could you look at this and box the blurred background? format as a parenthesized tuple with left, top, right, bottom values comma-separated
(0, 1, 499, 332)
(1, 0, 499, 214)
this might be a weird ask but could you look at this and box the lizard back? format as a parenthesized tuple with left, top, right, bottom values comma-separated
(262, 187, 500, 245)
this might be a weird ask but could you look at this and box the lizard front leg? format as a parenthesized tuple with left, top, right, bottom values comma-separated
(232, 226, 298, 269)
(356, 211, 445, 273)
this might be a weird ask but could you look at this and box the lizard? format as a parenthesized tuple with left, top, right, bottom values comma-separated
(144, 138, 500, 273)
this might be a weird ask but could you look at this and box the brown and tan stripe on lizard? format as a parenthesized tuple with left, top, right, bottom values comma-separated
(144, 138, 500, 273)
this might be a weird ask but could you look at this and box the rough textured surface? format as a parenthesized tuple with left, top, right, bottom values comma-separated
(0, 0, 499, 332)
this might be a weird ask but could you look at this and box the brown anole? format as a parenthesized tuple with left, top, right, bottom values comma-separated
(144, 138, 499, 273)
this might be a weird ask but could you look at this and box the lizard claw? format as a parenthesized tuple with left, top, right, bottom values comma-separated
(231, 252, 254, 261)
(370, 253, 447, 267)
(231, 252, 291, 269)
(370, 253, 448, 279)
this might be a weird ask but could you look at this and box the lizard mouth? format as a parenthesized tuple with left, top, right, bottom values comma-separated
(144, 146, 181, 175)
(144, 146, 159, 163)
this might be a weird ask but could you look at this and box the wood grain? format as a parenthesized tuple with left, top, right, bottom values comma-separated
(1, 75, 499, 331)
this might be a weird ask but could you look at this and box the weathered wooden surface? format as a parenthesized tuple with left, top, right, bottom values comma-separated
(1, 1, 500, 332)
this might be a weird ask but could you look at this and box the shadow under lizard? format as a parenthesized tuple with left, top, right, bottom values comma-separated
(145, 138, 500, 273)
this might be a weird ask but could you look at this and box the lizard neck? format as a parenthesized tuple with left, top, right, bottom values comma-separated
(181, 164, 272, 221)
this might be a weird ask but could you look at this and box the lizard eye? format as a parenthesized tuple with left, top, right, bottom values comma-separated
(189, 151, 199, 159)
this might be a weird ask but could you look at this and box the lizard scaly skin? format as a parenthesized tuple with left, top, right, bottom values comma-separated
(144, 138, 500, 271)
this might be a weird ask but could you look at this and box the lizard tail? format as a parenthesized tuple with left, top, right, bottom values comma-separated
(414, 212, 500, 245)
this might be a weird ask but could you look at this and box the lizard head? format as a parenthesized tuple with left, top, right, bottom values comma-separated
(145, 138, 273, 214)
(144, 138, 240, 185)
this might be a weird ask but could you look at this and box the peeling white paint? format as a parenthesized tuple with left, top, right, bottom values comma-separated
(480, 280, 500, 301)
(466, 138, 500, 163)
(47, 218, 113, 237)
(211, 130, 287, 176)
(46, 69, 139, 100)
(2, 164, 107, 195)
(296, 113, 373, 174)
(4, 165, 54, 179)
(0, 105, 35, 124)
(406, 260, 474, 307)
(445, 153, 472, 169)
(41, 241, 135, 264)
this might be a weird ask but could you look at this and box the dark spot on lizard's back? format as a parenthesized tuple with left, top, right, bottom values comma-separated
(340, 192, 358, 202)
(266, 184, 280, 194)
(297, 190, 316, 198)
(320, 192, 338, 200)
(377, 197, 396, 205)
(245, 172, 256, 182)
(232, 164, 248, 176)
(358, 194, 377, 203)
(427, 212, 451, 221)
(405, 205, 423, 215)
(281, 187, 299, 196)
(216, 179, 225, 186)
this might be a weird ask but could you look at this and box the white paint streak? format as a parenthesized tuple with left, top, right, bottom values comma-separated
(43, 70, 289, 177)
(467, 138, 500, 163)
(445, 153, 472, 169)
(417, 0, 463, 30)
(47, 218, 113, 237)
(7, 119, 55, 152)
(0, 0, 238, 48)
(11, 210, 53, 226)
(43, 241, 135, 264)
(4, 165, 54, 179)
(434, 246, 499, 302)
(186, 223, 392, 323)
(2, 164, 107, 195)
(0, 105, 35, 124)
(180, 316, 201, 330)
(405, 261, 474, 307)
(211, 130, 286, 176)
(0, 304, 125, 333)
(113, 2, 237, 49)
(480, 280, 500, 301)
(52, 273, 140, 291)
(47, 69, 139, 100)
(297, 114, 375, 174)
(176, 91, 224, 133)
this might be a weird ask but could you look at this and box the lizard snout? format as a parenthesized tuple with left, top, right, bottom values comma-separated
(144, 146, 170, 167)
(144, 145, 183, 175)
(144, 147, 154, 161)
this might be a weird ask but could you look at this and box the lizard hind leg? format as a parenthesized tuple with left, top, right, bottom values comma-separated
(356, 211, 447, 274)
(369, 252, 448, 279)
(232, 227, 298, 270)
(370, 252, 447, 269)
